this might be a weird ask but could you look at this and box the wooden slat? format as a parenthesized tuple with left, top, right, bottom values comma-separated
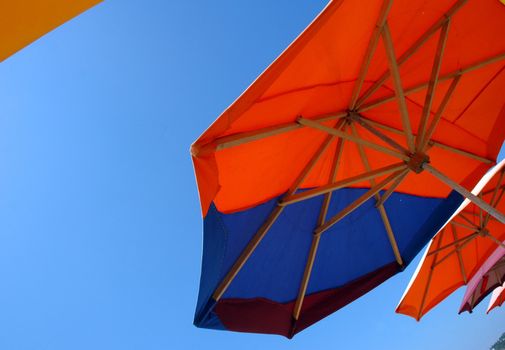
(450, 223, 468, 284)
(349, 0, 393, 109)
(416, 20, 450, 150)
(382, 23, 415, 152)
(356, 0, 468, 108)
(420, 75, 461, 152)
(359, 51, 505, 113)
(280, 162, 407, 206)
(351, 123, 404, 266)
(212, 122, 344, 301)
(298, 117, 409, 161)
(315, 169, 407, 235)
(483, 169, 505, 227)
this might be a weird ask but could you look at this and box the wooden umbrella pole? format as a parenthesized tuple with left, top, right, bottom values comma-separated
(418, 228, 446, 320)
(423, 164, 505, 225)
(212, 121, 345, 301)
(280, 162, 406, 206)
(450, 223, 468, 284)
(382, 22, 415, 152)
(350, 123, 404, 266)
(298, 117, 409, 161)
(420, 75, 462, 152)
(359, 51, 505, 113)
(292, 134, 346, 322)
(483, 169, 505, 227)
(356, 0, 468, 108)
(349, 0, 393, 109)
(416, 20, 450, 150)
(315, 168, 408, 235)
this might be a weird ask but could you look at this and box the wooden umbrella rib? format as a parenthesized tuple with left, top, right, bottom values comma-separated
(352, 113, 410, 155)
(483, 170, 505, 227)
(450, 223, 468, 284)
(315, 168, 408, 235)
(485, 233, 505, 249)
(349, 0, 393, 109)
(280, 162, 407, 206)
(423, 164, 505, 225)
(418, 228, 447, 320)
(292, 134, 346, 322)
(192, 112, 348, 156)
(416, 20, 450, 150)
(382, 22, 415, 152)
(350, 123, 404, 266)
(451, 220, 478, 231)
(212, 122, 344, 301)
(298, 117, 409, 161)
(433, 233, 478, 267)
(375, 169, 409, 207)
(356, 0, 468, 108)
(420, 75, 462, 152)
(427, 231, 478, 256)
(359, 51, 505, 113)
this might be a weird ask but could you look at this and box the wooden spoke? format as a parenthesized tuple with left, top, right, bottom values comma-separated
(315, 168, 408, 235)
(356, 0, 468, 108)
(382, 22, 415, 152)
(432, 232, 478, 268)
(451, 220, 478, 231)
(298, 117, 409, 161)
(423, 164, 505, 225)
(418, 228, 446, 320)
(350, 123, 404, 266)
(280, 162, 407, 206)
(483, 169, 505, 227)
(420, 75, 461, 152)
(375, 169, 409, 207)
(292, 134, 346, 322)
(427, 232, 478, 256)
(359, 51, 505, 114)
(416, 20, 450, 150)
(212, 121, 345, 301)
(192, 111, 348, 157)
(349, 0, 393, 109)
(351, 113, 410, 155)
(450, 223, 467, 284)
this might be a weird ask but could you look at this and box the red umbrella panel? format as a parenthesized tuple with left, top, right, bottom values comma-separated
(192, 0, 505, 337)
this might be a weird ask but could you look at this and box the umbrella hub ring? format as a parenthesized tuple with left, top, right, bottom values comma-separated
(477, 228, 490, 237)
(406, 152, 430, 174)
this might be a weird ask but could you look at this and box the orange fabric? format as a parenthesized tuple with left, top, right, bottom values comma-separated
(397, 160, 505, 320)
(0, 0, 101, 62)
(192, 0, 505, 216)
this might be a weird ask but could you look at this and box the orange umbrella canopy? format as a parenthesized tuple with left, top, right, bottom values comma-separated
(0, 0, 101, 62)
(397, 160, 505, 320)
(192, 0, 505, 336)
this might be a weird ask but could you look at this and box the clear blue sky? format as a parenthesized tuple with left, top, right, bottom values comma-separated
(0, 1, 503, 349)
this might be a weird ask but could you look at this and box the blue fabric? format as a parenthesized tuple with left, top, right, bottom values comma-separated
(194, 188, 463, 327)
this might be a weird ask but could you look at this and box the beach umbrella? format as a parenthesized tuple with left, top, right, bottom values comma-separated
(192, 0, 505, 337)
(459, 243, 505, 313)
(487, 285, 505, 313)
(0, 0, 101, 62)
(397, 160, 505, 320)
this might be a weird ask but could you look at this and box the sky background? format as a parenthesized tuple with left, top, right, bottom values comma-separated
(0, 1, 503, 349)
